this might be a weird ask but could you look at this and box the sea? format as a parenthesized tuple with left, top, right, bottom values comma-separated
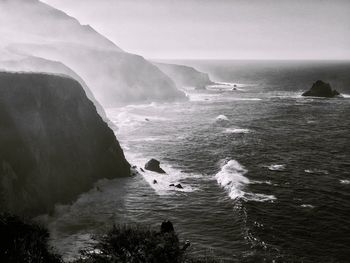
(46, 60, 350, 262)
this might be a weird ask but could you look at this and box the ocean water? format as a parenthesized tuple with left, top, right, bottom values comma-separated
(47, 60, 350, 262)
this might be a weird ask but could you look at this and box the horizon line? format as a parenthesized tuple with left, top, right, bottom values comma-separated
(149, 58, 350, 62)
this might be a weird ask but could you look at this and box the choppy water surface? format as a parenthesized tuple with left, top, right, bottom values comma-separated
(48, 61, 350, 262)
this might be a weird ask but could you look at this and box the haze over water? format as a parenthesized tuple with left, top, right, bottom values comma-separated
(48, 60, 350, 262)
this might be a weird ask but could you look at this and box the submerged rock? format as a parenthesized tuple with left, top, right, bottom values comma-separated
(175, 184, 183, 189)
(182, 240, 191, 251)
(153, 179, 158, 184)
(215, 115, 230, 127)
(302, 80, 341, 98)
(145, 159, 166, 174)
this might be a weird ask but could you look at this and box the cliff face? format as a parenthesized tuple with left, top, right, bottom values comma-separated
(0, 72, 130, 216)
(0, 0, 187, 107)
(9, 43, 187, 107)
(0, 56, 107, 121)
(155, 62, 214, 90)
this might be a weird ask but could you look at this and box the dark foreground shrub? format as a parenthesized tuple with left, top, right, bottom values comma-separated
(76, 225, 182, 263)
(75, 224, 220, 263)
(0, 213, 62, 263)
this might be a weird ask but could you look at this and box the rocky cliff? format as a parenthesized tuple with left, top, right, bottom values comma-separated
(0, 56, 107, 121)
(155, 62, 214, 90)
(9, 43, 187, 107)
(0, 72, 130, 216)
(0, 0, 187, 107)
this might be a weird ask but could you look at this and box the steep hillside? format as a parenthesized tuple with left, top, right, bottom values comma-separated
(0, 0, 186, 107)
(9, 43, 186, 107)
(0, 56, 107, 120)
(0, 72, 130, 216)
(155, 62, 214, 90)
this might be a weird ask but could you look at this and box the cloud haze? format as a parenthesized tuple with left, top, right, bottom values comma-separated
(41, 0, 350, 59)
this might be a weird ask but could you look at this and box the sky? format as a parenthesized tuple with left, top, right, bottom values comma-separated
(41, 0, 350, 60)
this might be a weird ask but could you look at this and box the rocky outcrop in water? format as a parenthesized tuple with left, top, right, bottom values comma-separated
(302, 80, 341, 97)
(145, 159, 166, 174)
(0, 72, 130, 216)
(155, 62, 214, 90)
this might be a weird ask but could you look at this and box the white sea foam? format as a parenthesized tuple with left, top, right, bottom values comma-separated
(215, 159, 249, 199)
(304, 169, 329, 175)
(268, 164, 286, 171)
(231, 98, 262, 101)
(223, 128, 250, 134)
(244, 193, 276, 202)
(270, 92, 303, 99)
(301, 204, 315, 208)
(342, 94, 350, 98)
(107, 106, 169, 134)
(340, 179, 350, 185)
(215, 159, 276, 202)
(208, 82, 254, 91)
(126, 152, 201, 195)
(186, 92, 221, 102)
(214, 114, 230, 127)
(216, 115, 229, 121)
(250, 180, 272, 185)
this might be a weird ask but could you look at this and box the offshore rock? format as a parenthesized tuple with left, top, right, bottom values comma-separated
(302, 80, 341, 98)
(145, 159, 166, 174)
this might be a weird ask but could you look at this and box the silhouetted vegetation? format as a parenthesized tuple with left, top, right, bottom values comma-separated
(0, 214, 218, 263)
(74, 224, 219, 263)
(0, 213, 62, 263)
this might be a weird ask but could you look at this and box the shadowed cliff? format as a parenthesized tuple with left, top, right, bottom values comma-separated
(0, 72, 130, 216)
(0, 56, 107, 121)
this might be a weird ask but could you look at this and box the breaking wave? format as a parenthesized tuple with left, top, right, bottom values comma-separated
(215, 159, 276, 202)
(223, 128, 251, 134)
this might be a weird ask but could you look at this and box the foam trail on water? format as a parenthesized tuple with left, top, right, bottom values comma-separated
(268, 164, 286, 171)
(223, 128, 250, 134)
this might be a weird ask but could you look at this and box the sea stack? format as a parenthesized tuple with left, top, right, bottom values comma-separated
(302, 80, 341, 98)
(145, 159, 166, 174)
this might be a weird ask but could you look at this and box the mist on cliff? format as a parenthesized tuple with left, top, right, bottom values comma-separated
(0, 0, 185, 107)
(0, 0, 118, 51)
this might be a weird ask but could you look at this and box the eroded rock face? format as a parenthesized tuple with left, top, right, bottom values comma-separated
(302, 80, 341, 97)
(145, 159, 166, 174)
(0, 72, 130, 216)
